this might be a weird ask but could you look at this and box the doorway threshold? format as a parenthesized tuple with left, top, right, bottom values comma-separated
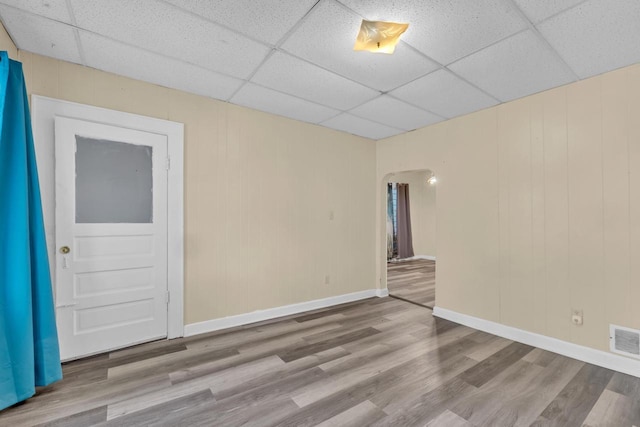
(389, 294, 433, 310)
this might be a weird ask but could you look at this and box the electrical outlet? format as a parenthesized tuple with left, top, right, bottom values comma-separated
(329, 211, 334, 221)
(325, 275, 330, 285)
(571, 309, 583, 326)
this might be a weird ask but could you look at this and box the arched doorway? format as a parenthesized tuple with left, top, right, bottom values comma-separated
(384, 169, 436, 308)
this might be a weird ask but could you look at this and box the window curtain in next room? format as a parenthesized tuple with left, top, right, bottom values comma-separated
(0, 51, 62, 411)
(387, 183, 414, 260)
(396, 183, 414, 259)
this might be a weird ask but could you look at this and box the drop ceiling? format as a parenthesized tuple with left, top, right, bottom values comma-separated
(1, 0, 639, 140)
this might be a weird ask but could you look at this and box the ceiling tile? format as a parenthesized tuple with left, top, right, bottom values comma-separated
(0, 5, 81, 63)
(80, 31, 244, 100)
(251, 51, 379, 110)
(449, 30, 575, 102)
(70, 0, 270, 79)
(0, 0, 71, 23)
(348, 95, 442, 131)
(512, 0, 585, 23)
(321, 112, 404, 140)
(338, 0, 528, 65)
(537, 0, 640, 79)
(390, 69, 499, 118)
(281, 0, 438, 92)
(163, 0, 317, 45)
(231, 83, 340, 124)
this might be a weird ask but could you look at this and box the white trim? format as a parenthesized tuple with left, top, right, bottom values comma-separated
(389, 255, 436, 262)
(185, 289, 384, 337)
(376, 288, 389, 297)
(31, 95, 185, 339)
(433, 306, 640, 379)
(610, 324, 640, 359)
(411, 255, 436, 261)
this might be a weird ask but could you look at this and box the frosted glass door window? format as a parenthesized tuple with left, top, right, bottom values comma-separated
(75, 136, 153, 223)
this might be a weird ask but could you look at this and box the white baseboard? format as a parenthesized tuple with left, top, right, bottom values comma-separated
(184, 288, 387, 337)
(376, 288, 389, 297)
(433, 306, 640, 379)
(389, 255, 436, 262)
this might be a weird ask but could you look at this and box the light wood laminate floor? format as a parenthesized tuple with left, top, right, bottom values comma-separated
(387, 258, 436, 307)
(1, 297, 638, 426)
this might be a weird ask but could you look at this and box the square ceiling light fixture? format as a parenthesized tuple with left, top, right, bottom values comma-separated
(353, 20, 409, 54)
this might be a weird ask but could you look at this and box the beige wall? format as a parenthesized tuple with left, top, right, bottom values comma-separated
(388, 170, 436, 257)
(377, 63, 640, 354)
(0, 24, 16, 58)
(1, 30, 377, 325)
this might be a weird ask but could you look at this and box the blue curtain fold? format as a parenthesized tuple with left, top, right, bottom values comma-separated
(0, 51, 62, 411)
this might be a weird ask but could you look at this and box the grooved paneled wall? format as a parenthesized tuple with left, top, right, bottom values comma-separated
(0, 25, 376, 326)
(377, 64, 640, 353)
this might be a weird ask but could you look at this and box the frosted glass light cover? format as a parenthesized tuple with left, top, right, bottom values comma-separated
(353, 20, 409, 54)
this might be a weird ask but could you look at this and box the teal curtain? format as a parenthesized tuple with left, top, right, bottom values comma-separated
(0, 51, 62, 411)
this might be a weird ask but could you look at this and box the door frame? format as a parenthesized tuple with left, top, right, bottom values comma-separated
(378, 169, 437, 299)
(32, 95, 185, 339)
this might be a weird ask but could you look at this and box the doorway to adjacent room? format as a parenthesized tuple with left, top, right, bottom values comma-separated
(385, 170, 436, 308)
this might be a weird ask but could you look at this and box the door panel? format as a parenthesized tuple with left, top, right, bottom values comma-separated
(55, 116, 168, 361)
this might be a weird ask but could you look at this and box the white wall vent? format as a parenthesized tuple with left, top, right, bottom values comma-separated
(610, 324, 640, 359)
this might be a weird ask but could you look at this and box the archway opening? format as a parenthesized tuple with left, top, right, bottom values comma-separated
(384, 169, 436, 308)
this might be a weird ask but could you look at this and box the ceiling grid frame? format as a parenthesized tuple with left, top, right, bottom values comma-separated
(1, 0, 638, 139)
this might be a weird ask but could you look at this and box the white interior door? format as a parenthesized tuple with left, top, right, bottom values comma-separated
(54, 116, 168, 361)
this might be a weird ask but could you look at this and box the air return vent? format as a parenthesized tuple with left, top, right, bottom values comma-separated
(610, 325, 640, 359)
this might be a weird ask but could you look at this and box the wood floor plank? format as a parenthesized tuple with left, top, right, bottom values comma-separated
(458, 341, 535, 387)
(606, 371, 640, 398)
(1, 289, 637, 426)
(472, 354, 584, 426)
(373, 377, 477, 426)
(105, 389, 214, 426)
(465, 334, 513, 362)
(107, 355, 284, 421)
(372, 352, 478, 414)
(107, 345, 239, 380)
(313, 400, 386, 427)
(169, 322, 348, 385)
(277, 327, 381, 362)
(273, 343, 479, 427)
(291, 339, 428, 407)
(206, 370, 328, 427)
(0, 373, 171, 426)
(176, 355, 284, 390)
(339, 321, 430, 355)
(539, 363, 615, 426)
(300, 317, 388, 345)
(106, 342, 188, 366)
(583, 389, 637, 427)
(208, 397, 300, 427)
(185, 314, 345, 353)
(450, 360, 545, 425)
(521, 348, 559, 367)
(106, 375, 211, 420)
(212, 347, 349, 401)
(35, 405, 107, 427)
(426, 410, 474, 427)
(602, 372, 640, 426)
(297, 327, 479, 411)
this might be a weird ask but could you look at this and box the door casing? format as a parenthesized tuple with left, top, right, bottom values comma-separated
(32, 95, 184, 355)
